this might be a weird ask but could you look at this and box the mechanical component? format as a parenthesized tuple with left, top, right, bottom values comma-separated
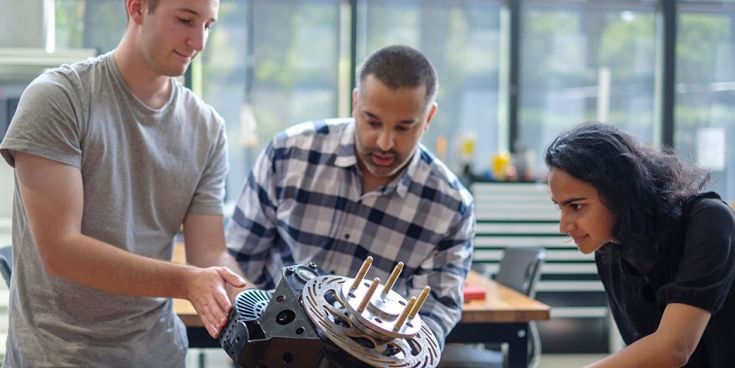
(219, 289, 272, 364)
(219, 258, 440, 367)
(234, 289, 272, 320)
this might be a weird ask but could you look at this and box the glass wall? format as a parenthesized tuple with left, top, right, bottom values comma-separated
(675, 2, 735, 199)
(198, 0, 343, 198)
(47, 0, 735, 202)
(519, 0, 658, 177)
(356, 0, 503, 176)
(56, 0, 125, 52)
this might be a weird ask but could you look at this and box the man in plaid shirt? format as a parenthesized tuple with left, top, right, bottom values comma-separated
(226, 45, 475, 348)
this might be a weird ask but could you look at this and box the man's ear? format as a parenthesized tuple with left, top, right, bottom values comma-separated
(424, 102, 438, 131)
(127, 0, 145, 24)
(351, 88, 358, 117)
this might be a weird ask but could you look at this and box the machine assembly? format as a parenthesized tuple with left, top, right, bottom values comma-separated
(218, 257, 441, 367)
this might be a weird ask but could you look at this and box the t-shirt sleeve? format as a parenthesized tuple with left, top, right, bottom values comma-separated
(658, 198, 735, 313)
(0, 71, 84, 169)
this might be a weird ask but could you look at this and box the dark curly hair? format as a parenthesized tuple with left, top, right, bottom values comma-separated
(545, 122, 709, 266)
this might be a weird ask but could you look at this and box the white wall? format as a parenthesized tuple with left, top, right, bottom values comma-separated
(0, 143, 13, 245)
(0, 0, 45, 241)
(0, 0, 45, 48)
(0, 165, 13, 218)
(0, 164, 11, 245)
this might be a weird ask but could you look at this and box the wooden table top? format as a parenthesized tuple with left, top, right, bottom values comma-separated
(172, 245, 551, 327)
(461, 271, 550, 323)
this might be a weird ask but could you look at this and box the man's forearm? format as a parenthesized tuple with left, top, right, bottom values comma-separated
(41, 233, 196, 299)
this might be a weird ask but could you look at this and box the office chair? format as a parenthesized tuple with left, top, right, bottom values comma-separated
(439, 246, 546, 368)
(0, 245, 12, 287)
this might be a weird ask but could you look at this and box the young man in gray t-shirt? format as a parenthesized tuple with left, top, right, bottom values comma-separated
(0, 0, 246, 366)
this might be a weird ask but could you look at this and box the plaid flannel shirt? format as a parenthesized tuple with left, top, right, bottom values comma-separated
(226, 118, 475, 346)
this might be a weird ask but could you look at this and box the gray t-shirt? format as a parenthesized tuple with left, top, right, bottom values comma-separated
(0, 51, 228, 367)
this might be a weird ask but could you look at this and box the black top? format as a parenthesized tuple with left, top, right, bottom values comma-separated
(596, 192, 735, 368)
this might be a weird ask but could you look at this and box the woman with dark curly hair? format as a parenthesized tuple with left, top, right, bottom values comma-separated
(545, 122, 735, 367)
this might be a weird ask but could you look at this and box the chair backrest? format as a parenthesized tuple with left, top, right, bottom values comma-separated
(0, 245, 12, 287)
(494, 247, 545, 297)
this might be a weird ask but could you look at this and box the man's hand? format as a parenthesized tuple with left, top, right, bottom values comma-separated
(185, 266, 247, 338)
(225, 282, 250, 302)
